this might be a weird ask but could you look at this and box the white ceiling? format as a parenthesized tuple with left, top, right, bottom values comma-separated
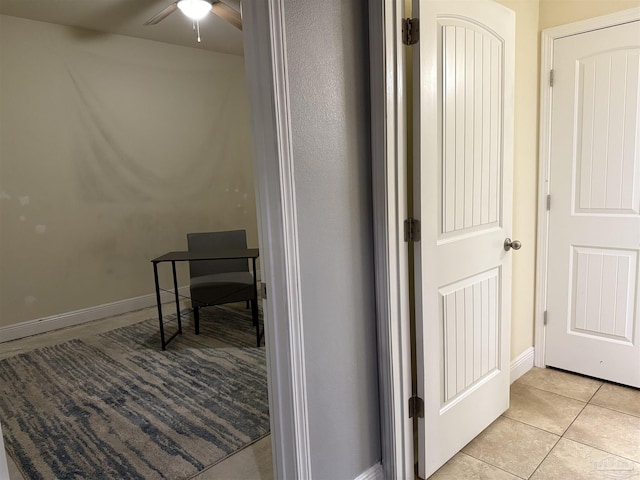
(0, 0, 244, 55)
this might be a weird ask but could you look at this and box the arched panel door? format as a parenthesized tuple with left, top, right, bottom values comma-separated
(545, 20, 640, 388)
(412, 1, 516, 477)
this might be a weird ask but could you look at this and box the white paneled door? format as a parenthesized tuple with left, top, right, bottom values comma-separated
(545, 21, 640, 388)
(412, 1, 515, 477)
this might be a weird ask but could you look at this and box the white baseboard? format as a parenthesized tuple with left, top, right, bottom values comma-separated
(0, 286, 190, 344)
(354, 462, 384, 480)
(510, 346, 535, 384)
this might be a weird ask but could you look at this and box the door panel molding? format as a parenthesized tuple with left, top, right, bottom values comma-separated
(440, 267, 501, 407)
(535, 7, 640, 369)
(439, 19, 505, 236)
(569, 246, 637, 344)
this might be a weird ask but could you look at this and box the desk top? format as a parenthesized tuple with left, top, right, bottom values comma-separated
(151, 248, 259, 263)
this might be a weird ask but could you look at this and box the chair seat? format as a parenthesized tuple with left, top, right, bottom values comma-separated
(190, 271, 254, 288)
(189, 272, 255, 307)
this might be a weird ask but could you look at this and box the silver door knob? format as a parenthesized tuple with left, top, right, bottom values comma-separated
(504, 238, 522, 251)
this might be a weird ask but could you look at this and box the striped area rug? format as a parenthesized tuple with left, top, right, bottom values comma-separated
(0, 305, 269, 480)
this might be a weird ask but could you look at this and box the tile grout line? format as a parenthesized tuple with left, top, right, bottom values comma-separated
(523, 383, 601, 479)
(588, 400, 640, 419)
(498, 414, 564, 438)
(586, 382, 604, 403)
(559, 436, 640, 466)
(518, 377, 640, 418)
(569, 383, 640, 426)
(559, 382, 601, 436)
(503, 380, 597, 479)
(461, 375, 639, 479)
(515, 378, 602, 403)
(525, 435, 562, 479)
(457, 451, 528, 479)
(555, 383, 640, 467)
(462, 415, 561, 479)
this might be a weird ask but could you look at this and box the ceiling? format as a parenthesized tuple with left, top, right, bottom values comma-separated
(0, 0, 244, 55)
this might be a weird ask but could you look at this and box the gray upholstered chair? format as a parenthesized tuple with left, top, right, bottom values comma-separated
(187, 230, 259, 345)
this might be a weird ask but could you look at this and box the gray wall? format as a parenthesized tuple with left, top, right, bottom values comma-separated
(283, 0, 381, 478)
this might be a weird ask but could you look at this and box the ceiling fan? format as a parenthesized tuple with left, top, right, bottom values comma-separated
(144, 0, 242, 42)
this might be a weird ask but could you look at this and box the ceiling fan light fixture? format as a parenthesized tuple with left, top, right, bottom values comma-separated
(177, 0, 211, 21)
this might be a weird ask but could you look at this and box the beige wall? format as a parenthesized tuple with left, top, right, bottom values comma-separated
(497, 0, 637, 361)
(0, 15, 257, 327)
(539, 0, 639, 30)
(494, 0, 541, 360)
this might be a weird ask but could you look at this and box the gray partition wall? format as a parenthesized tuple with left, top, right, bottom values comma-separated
(284, 0, 381, 477)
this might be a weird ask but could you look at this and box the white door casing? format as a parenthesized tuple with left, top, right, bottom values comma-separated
(544, 19, 640, 387)
(369, 0, 414, 478)
(413, 1, 515, 477)
(242, 2, 313, 478)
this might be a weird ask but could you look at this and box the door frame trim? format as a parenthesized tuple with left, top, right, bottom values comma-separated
(369, 0, 414, 478)
(242, 2, 313, 477)
(534, 7, 640, 368)
(244, 0, 414, 476)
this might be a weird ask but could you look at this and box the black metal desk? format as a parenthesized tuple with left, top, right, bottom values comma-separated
(151, 248, 260, 350)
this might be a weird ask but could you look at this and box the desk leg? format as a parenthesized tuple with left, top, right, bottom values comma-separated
(252, 258, 261, 347)
(153, 262, 166, 350)
(171, 261, 182, 334)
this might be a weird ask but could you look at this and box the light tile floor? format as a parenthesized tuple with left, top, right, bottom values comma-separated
(3, 311, 639, 480)
(430, 367, 640, 479)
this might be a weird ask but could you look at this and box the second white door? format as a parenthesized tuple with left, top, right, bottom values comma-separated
(545, 20, 640, 388)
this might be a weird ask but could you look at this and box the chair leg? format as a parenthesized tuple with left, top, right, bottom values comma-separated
(250, 299, 258, 326)
(246, 300, 250, 309)
(194, 306, 200, 335)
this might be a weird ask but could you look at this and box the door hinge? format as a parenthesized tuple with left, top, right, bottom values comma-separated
(550, 69, 555, 87)
(544, 310, 548, 326)
(402, 18, 419, 45)
(260, 282, 267, 299)
(404, 217, 421, 242)
(547, 194, 551, 211)
(409, 395, 424, 418)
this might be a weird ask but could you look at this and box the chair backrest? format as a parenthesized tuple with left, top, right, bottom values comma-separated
(187, 230, 249, 278)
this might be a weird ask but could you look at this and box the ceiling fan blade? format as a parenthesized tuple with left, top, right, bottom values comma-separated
(144, 2, 178, 25)
(211, 2, 242, 30)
